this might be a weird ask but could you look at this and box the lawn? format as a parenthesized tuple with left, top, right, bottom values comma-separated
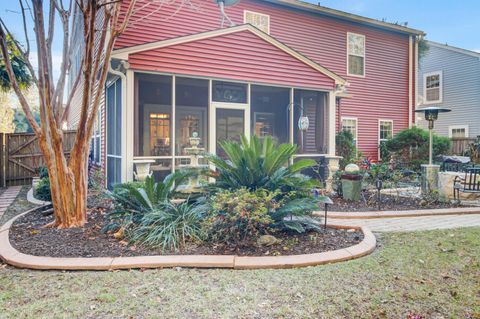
(1, 225, 479, 318)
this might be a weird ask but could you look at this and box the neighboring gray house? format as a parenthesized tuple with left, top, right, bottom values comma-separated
(417, 41, 480, 139)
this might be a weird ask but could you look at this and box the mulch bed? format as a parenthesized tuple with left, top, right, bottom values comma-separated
(9, 208, 363, 258)
(330, 192, 469, 212)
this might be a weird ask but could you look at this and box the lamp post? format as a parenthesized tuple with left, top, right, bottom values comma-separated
(415, 106, 451, 193)
(415, 106, 451, 165)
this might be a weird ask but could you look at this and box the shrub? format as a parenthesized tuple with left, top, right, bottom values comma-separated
(205, 135, 319, 195)
(384, 127, 451, 169)
(203, 188, 321, 245)
(35, 175, 51, 201)
(129, 202, 206, 251)
(336, 130, 356, 169)
(110, 171, 192, 212)
(104, 171, 199, 251)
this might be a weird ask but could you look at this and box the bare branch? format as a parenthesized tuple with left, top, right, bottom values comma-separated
(52, 0, 73, 124)
(61, 69, 81, 123)
(18, 0, 30, 57)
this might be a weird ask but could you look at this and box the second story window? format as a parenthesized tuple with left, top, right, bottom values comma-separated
(347, 32, 365, 77)
(424, 71, 442, 104)
(244, 10, 270, 34)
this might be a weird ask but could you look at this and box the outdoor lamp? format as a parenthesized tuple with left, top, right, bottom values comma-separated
(313, 189, 333, 229)
(415, 106, 451, 165)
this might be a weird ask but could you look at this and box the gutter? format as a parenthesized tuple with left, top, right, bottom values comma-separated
(263, 0, 425, 36)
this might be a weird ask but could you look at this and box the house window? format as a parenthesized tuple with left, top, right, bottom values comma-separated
(212, 81, 247, 103)
(341, 117, 358, 146)
(379, 120, 393, 141)
(449, 125, 468, 138)
(347, 32, 365, 77)
(424, 71, 442, 103)
(244, 10, 270, 34)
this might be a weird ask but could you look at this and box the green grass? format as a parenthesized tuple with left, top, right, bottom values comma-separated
(1, 227, 479, 318)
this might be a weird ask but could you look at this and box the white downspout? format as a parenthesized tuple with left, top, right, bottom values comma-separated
(107, 60, 128, 183)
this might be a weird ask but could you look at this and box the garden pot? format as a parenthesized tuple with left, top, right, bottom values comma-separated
(341, 174, 362, 201)
(32, 177, 40, 189)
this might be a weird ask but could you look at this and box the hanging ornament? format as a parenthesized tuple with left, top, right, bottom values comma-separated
(298, 116, 309, 131)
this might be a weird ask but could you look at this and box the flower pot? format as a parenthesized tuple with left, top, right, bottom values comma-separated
(341, 174, 362, 201)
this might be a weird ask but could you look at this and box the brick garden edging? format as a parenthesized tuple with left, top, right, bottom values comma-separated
(26, 188, 51, 206)
(0, 207, 376, 270)
(316, 207, 480, 219)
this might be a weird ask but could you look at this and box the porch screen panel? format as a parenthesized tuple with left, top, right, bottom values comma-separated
(134, 74, 172, 157)
(216, 109, 244, 157)
(106, 79, 122, 190)
(250, 85, 289, 144)
(293, 89, 327, 154)
(175, 77, 208, 157)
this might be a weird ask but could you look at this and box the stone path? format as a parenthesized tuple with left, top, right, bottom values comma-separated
(0, 187, 22, 219)
(330, 214, 480, 232)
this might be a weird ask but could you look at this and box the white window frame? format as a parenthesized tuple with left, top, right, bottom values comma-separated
(244, 10, 270, 34)
(378, 120, 393, 142)
(423, 71, 443, 104)
(341, 117, 358, 147)
(448, 125, 469, 138)
(346, 32, 366, 78)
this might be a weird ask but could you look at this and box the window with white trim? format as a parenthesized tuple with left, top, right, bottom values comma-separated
(424, 71, 442, 103)
(341, 118, 358, 145)
(347, 32, 365, 76)
(244, 10, 270, 34)
(449, 125, 468, 138)
(379, 120, 393, 141)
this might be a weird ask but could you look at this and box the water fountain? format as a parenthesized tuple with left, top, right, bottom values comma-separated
(180, 132, 206, 192)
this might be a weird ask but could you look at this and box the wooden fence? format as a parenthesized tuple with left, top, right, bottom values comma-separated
(0, 131, 76, 187)
(450, 138, 476, 155)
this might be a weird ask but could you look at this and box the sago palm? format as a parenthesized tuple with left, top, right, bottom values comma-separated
(206, 135, 320, 193)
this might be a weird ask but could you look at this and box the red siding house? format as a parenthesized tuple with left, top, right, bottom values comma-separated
(68, 0, 424, 188)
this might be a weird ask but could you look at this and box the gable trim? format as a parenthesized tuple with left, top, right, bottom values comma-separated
(112, 24, 346, 85)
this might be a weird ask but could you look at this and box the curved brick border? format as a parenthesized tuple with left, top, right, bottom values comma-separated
(26, 188, 51, 206)
(0, 207, 376, 270)
(316, 207, 480, 219)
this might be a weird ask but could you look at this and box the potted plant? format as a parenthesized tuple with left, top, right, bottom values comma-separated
(341, 163, 363, 201)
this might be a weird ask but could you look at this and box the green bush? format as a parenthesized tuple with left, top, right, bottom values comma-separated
(336, 130, 356, 169)
(129, 202, 206, 251)
(203, 188, 321, 245)
(104, 172, 198, 251)
(35, 176, 51, 201)
(384, 127, 451, 169)
(205, 135, 319, 195)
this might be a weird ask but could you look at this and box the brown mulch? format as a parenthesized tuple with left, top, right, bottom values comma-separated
(330, 192, 468, 212)
(9, 208, 363, 258)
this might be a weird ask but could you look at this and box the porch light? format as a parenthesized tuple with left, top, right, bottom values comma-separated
(415, 106, 451, 165)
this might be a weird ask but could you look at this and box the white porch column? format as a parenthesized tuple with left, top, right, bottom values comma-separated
(125, 69, 135, 182)
(327, 90, 336, 156)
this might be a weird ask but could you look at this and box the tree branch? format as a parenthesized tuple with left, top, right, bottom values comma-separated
(0, 18, 38, 87)
(19, 0, 30, 57)
(0, 25, 41, 134)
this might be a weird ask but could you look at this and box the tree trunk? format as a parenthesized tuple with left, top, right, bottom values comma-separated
(40, 135, 89, 228)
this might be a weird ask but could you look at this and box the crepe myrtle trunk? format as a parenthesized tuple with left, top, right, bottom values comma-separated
(0, 0, 137, 228)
